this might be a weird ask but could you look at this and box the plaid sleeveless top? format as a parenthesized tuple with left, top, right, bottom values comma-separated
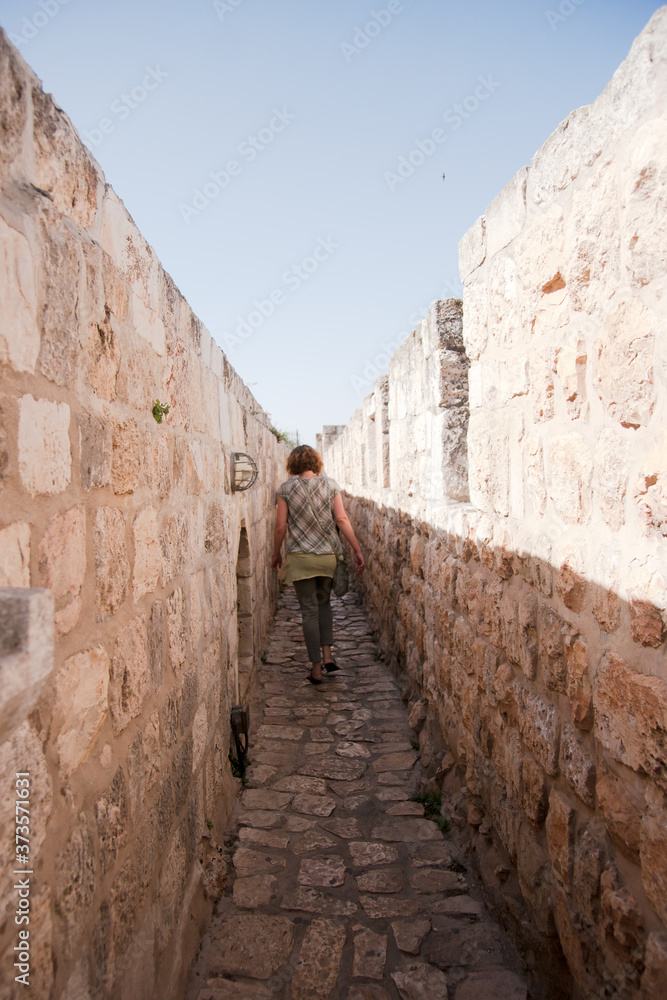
(276, 475, 342, 554)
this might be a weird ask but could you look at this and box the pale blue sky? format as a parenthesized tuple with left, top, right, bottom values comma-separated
(1, 0, 660, 444)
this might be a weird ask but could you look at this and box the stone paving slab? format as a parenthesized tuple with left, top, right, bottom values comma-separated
(187, 591, 531, 1000)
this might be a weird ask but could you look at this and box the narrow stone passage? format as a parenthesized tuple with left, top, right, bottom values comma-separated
(187, 590, 531, 1000)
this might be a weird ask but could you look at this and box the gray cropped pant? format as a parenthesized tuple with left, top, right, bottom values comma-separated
(292, 576, 334, 662)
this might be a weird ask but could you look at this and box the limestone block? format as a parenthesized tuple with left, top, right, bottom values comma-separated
(500, 588, 537, 681)
(627, 558, 667, 648)
(530, 348, 556, 423)
(54, 645, 109, 776)
(166, 588, 187, 670)
(290, 918, 346, 997)
(193, 702, 209, 772)
(595, 427, 628, 530)
(143, 433, 171, 499)
(461, 279, 488, 361)
(112, 418, 140, 494)
(515, 203, 564, 293)
(0, 521, 30, 587)
(563, 156, 619, 312)
(54, 818, 96, 957)
(0, 721, 53, 925)
(555, 541, 587, 614)
(93, 858, 142, 994)
(565, 634, 593, 730)
(79, 410, 112, 489)
(546, 433, 593, 524)
(594, 652, 667, 789)
(86, 310, 121, 400)
(521, 753, 549, 826)
(545, 790, 576, 890)
(622, 119, 667, 293)
(0, 588, 53, 739)
(109, 615, 150, 734)
(555, 335, 587, 420)
(0, 33, 28, 176)
(511, 675, 560, 775)
(38, 504, 86, 635)
(635, 432, 667, 539)
(640, 932, 667, 1000)
(485, 166, 528, 259)
(596, 766, 641, 861)
(133, 506, 162, 603)
(538, 605, 569, 694)
(208, 914, 295, 980)
(101, 187, 161, 310)
(593, 297, 656, 429)
(459, 213, 486, 282)
(94, 767, 129, 873)
(640, 808, 667, 925)
(18, 394, 71, 495)
(0, 218, 38, 373)
(468, 411, 510, 517)
(160, 510, 188, 586)
(558, 723, 595, 807)
(488, 255, 519, 348)
(525, 436, 546, 515)
(94, 507, 129, 618)
(32, 83, 100, 230)
(37, 221, 82, 389)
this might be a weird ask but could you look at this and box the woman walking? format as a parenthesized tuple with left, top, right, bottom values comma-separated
(271, 445, 365, 684)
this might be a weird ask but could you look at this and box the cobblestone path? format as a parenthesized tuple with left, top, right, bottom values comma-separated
(187, 590, 531, 1000)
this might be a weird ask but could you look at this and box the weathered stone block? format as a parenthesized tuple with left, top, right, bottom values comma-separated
(521, 753, 549, 826)
(594, 652, 667, 789)
(112, 418, 140, 494)
(0, 521, 30, 587)
(459, 213, 486, 282)
(596, 427, 628, 530)
(167, 587, 187, 670)
(53, 645, 109, 776)
(622, 118, 667, 291)
(37, 225, 81, 388)
(0, 720, 53, 926)
(54, 818, 96, 956)
(640, 931, 667, 1000)
(547, 433, 593, 524)
(160, 511, 188, 586)
(109, 615, 150, 734)
(545, 790, 576, 889)
(640, 809, 667, 924)
(0, 218, 39, 373)
(512, 676, 560, 775)
(208, 914, 294, 980)
(147, 600, 168, 690)
(86, 309, 121, 401)
(95, 767, 129, 874)
(501, 588, 538, 681)
(558, 722, 595, 807)
(593, 298, 656, 429)
(485, 167, 528, 258)
(94, 506, 129, 618)
(38, 504, 86, 635)
(79, 409, 112, 489)
(133, 506, 162, 603)
(18, 394, 71, 495)
(596, 766, 641, 861)
(538, 605, 569, 693)
(0, 587, 53, 739)
(0, 33, 28, 176)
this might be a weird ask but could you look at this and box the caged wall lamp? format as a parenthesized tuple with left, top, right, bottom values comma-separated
(231, 452, 259, 492)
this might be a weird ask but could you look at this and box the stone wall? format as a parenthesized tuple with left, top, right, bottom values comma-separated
(0, 31, 287, 1000)
(322, 10, 667, 999)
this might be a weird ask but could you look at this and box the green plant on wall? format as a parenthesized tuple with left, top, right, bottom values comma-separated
(152, 399, 170, 423)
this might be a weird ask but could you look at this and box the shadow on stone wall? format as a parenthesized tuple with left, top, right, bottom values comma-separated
(342, 493, 667, 1000)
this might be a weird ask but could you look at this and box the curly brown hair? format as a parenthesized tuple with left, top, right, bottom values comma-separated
(287, 445, 323, 476)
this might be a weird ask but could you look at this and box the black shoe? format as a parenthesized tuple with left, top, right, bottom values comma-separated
(324, 661, 340, 673)
(308, 673, 323, 684)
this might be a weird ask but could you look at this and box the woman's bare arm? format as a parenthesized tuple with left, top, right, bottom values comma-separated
(333, 494, 365, 572)
(271, 495, 288, 571)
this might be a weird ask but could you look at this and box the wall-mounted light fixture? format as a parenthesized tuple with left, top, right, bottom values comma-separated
(231, 452, 259, 492)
